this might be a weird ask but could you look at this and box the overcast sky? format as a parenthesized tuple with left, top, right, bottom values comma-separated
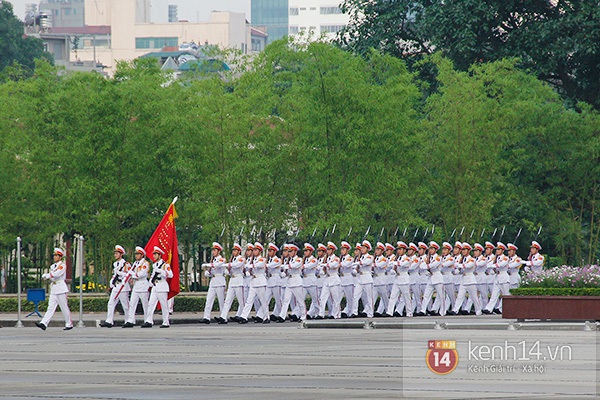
(7, 0, 251, 23)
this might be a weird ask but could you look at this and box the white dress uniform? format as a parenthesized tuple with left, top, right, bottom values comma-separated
(125, 258, 150, 325)
(278, 254, 307, 321)
(240, 253, 269, 322)
(220, 253, 246, 321)
(202, 253, 227, 321)
(40, 254, 72, 329)
(452, 251, 482, 315)
(351, 251, 374, 317)
(407, 253, 422, 313)
(339, 249, 355, 317)
(105, 258, 131, 325)
(472, 253, 489, 310)
(432, 253, 456, 313)
(318, 253, 342, 318)
(484, 252, 496, 301)
(419, 251, 444, 315)
(524, 252, 544, 273)
(484, 248, 510, 313)
(144, 257, 173, 327)
(265, 253, 283, 318)
(382, 252, 396, 312)
(372, 250, 389, 315)
(508, 254, 524, 289)
(387, 252, 413, 317)
(303, 255, 320, 318)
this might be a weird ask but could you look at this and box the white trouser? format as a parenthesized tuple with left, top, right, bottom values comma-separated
(420, 283, 445, 316)
(305, 286, 320, 317)
(485, 282, 510, 312)
(241, 285, 268, 320)
(352, 282, 374, 317)
(146, 291, 169, 326)
(265, 286, 282, 316)
(279, 286, 306, 320)
(341, 285, 354, 315)
(432, 283, 455, 312)
(453, 284, 482, 315)
(106, 288, 130, 324)
(220, 286, 244, 320)
(374, 284, 389, 314)
(410, 282, 422, 313)
(125, 291, 149, 324)
(203, 285, 226, 320)
(318, 284, 341, 318)
(387, 284, 412, 317)
(41, 293, 72, 328)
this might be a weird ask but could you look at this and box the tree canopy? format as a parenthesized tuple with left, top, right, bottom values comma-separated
(338, 0, 600, 109)
(0, 39, 598, 283)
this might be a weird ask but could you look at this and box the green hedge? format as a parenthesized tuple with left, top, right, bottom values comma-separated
(510, 287, 600, 296)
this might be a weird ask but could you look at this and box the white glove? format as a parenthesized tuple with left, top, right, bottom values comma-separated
(204, 270, 210, 277)
(42, 273, 50, 280)
(279, 271, 287, 278)
(245, 271, 251, 277)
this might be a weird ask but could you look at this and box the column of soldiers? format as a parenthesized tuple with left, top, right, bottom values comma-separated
(35, 236, 544, 330)
(197, 238, 544, 322)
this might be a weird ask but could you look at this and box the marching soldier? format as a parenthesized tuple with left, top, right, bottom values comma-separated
(482, 242, 510, 314)
(432, 242, 455, 314)
(524, 241, 544, 273)
(218, 243, 245, 324)
(386, 241, 412, 317)
(277, 244, 306, 322)
(351, 240, 374, 318)
(339, 241, 355, 318)
(449, 243, 482, 315)
(302, 243, 320, 319)
(317, 241, 342, 319)
(482, 241, 496, 309)
(36, 248, 73, 330)
(315, 243, 328, 316)
(372, 242, 389, 317)
(243, 243, 254, 309)
(410, 242, 428, 314)
(466, 242, 489, 312)
(381, 243, 396, 314)
(265, 243, 283, 321)
(200, 242, 227, 324)
(417, 241, 444, 316)
(122, 246, 150, 328)
(100, 245, 131, 328)
(507, 243, 524, 289)
(238, 242, 270, 324)
(141, 246, 173, 328)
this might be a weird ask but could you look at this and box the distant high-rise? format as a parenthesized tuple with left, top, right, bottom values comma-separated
(168, 4, 178, 22)
(251, 0, 289, 44)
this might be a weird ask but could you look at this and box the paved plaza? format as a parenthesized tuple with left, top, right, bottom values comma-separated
(0, 317, 597, 399)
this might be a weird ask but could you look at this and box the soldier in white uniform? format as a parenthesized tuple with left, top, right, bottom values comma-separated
(317, 241, 342, 319)
(339, 241, 355, 318)
(217, 243, 245, 324)
(243, 244, 254, 308)
(482, 242, 496, 309)
(449, 243, 482, 315)
(405, 243, 421, 314)
(386, 241, 412, 317)
(36, 248, 73, 330)
(302, 243, 320, 319)
(351, 240, 374, 318)
(265, 243, 283, 321)
(464, 243, 488, 312)
(100, 245, 131, 328)
(372, 242, 389, 317)
(483, 242, 510, 314)
(141, 246, 173, 328)
(524, 241, 544, 273)
(507, 243, 524, 289)
(432, 242, 455, 314)
(380, 243, 396, 314)
(315, 243, 328, 316)
(200, 242, 227, 324)
(451, 241, 463, 301)
(277, 244, 306, 322)
(123, 246, 150, 328)
(417, 241, 444, 316)
(239, 242, 270, 324)
(410, 242, 427, 314)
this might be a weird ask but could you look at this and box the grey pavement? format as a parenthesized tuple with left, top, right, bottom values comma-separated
(0, 316, 597, 399)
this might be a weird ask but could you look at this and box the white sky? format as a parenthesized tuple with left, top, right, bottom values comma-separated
(6, 0, 251, 23)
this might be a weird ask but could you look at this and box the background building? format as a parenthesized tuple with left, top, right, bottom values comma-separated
(38, 0, 85, 27)
(288, 0, 348, 40)
(251, 0, 288, 44)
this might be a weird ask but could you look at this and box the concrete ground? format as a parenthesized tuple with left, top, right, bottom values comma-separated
(0, 314, 597, 399)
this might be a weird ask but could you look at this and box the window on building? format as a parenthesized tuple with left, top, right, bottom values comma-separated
(64, 8, 71, 15)
(289, 26, 299, 34)
(135, 37, 178, 49)
(320, 6, 342, 15)
(289, 7, 298, 15)
(299, 7, 306, 10)
(310, 7, 316, 10)
(251, 38, 263, 52)
(320, 24, 345, 33)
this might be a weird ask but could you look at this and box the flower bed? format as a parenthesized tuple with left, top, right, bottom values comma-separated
(503, 265, 600, 321)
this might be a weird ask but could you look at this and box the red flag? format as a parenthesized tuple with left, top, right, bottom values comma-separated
(145, 199, 180, 299)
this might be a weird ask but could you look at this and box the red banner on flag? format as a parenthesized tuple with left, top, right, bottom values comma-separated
(145, 200, 180, 299)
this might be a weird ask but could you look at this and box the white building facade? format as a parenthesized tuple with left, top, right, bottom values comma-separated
(287, 1, 348, 41)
